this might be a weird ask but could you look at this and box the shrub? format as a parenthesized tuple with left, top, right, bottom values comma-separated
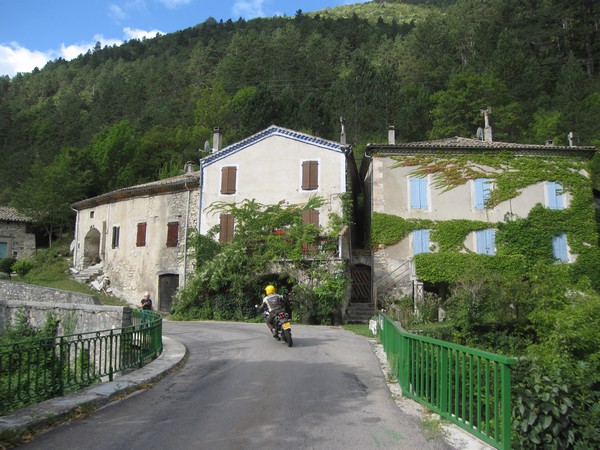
(12, 259, 35, 277)
(0, 257, 16, 276)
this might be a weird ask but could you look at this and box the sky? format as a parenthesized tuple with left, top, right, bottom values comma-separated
(1, 0, 366, 78)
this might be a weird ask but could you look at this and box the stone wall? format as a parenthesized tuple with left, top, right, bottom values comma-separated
(0, 280, 100, 305)
(0, 299, 131, 336)
(0, 221, 36, 259)
(0, 281, 130, 336)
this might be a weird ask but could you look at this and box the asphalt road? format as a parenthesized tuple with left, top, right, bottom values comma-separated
(20, 321, 454, 450)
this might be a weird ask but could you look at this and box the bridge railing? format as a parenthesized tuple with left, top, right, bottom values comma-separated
(0, 309, 162, 415)
(377, 312, 516, 450)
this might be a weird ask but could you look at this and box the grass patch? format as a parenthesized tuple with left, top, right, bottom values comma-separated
(341, 323, 375, 338)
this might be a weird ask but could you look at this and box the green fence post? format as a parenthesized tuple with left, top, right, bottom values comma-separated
(501, 363, 512, 450)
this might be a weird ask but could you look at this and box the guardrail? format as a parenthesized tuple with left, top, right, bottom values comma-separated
(377, 312, 516, 450)
(0, 309, 162, 415)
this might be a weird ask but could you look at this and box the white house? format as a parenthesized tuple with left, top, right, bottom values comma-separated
(71, 125, 353, 310)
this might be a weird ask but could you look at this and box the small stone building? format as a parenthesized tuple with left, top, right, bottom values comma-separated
(0, 206, 36, 259)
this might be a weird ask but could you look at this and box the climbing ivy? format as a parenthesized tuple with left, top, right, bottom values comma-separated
(375, 151, 600, 288)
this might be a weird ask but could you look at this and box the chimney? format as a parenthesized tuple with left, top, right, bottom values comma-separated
(184, 161, 195, 173)
(568, 131, 574, 147)
(481, 107, 492, 142)
(340, 116, 346, 145)
(388, 126, 395, 145)
(213, 127, 222, 152)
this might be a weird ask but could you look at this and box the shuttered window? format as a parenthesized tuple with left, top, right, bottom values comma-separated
(552, 233, 569, 263)
(474, 178, 492, 209)
(166, 222, 179, 247)
(221, 166, 237, 194)
(136, 222, 147, 247)
(301, 161, 319, 190)
(220, 214, 234, 244)
(547, 181, 565, 210)
(302, 209, 320, 226)
(475, 229, 496, 255)
(413, 229, 430, 255)
(409, 177, 428, 209)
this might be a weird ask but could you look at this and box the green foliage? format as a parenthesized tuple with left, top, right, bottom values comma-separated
(12, 259, 35, 277)
(0, 257, 16, 275)
(172, 198, 348, 323)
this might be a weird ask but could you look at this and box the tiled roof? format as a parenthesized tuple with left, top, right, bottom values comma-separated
(0, 206, 32, 223)
(201, 125, 350, 167)
(366, 136, 596, 158)
(71, 171, 200, 210)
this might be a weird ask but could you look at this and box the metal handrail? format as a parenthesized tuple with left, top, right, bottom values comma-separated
(0, 309, 162, 415)
(377, 312, 516, 450)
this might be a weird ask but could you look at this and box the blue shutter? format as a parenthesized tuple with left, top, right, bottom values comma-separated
(476, 229, 496, 255)
(547, 181, 564, 210)
(474, 178, 491, 209)
(552, 234, 568, 262)
(413, 229, 430, 255)
(0, 242, 6, 258)
(410, 177, 428, 209)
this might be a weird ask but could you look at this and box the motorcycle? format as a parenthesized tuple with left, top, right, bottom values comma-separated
(259, 309, 293, 347)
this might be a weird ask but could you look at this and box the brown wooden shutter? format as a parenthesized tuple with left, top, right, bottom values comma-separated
(219, 214, 234, 243)
(301, 161, 318, 190)
(221, 166, 237, 194)
(166, 222, 179, 247)
(136, 222, 147, 247)
(302, 209, 319, 226)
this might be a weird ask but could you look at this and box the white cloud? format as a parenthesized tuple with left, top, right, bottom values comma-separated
(109, 3, 128, 21)
(123, 27, 164, 40)
(158, 0, 192, 9)
(0, 42, 52, 77)
(232, 0, 266, 19)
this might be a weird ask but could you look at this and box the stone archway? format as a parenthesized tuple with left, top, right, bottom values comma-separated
(83, 227, 101, 268)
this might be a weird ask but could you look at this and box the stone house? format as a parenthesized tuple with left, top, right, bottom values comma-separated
(361, 126, 597, 305)
(71, 167, 200, 311)
(0, 206, 36, 260)
(71, 125, 355, 311)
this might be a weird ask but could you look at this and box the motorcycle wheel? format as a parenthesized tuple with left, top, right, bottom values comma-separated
(284, 329, 293, 347)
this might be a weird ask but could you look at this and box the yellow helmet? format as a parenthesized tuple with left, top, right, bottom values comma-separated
(265, 285, 276, 295)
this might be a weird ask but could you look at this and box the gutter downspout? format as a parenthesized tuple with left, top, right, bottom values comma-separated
(71, 206, 79, 268)
(182, 183, 192, 288)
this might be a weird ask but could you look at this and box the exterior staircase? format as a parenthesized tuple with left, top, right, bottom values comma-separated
(345, 302, 374, 324)
(71, 263, 104, 284)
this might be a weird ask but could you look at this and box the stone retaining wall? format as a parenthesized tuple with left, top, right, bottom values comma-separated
(0, 280, 100, 305)
(0, 281, 130, 336)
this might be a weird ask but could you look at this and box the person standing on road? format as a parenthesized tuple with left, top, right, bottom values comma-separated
(140, 292, 153, 310)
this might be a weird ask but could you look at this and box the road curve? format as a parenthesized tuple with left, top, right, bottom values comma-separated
(21, 320, 454, 450)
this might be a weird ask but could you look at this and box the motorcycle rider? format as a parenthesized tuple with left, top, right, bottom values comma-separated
(257, 285, 284, 339)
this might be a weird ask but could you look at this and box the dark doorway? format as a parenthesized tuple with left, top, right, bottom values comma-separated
(350, 264, 371, 303)
(83, 227, 101, 268)
(158, 274, 179, 312)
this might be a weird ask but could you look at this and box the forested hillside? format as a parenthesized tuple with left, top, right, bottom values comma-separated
(1, 0, 599, 236)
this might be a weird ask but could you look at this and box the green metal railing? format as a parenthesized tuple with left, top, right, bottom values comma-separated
(0, 309, 162, 415)
(377, 312, 516, 450)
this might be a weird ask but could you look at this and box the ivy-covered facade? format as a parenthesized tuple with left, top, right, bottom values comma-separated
(362, 135, 599, 301)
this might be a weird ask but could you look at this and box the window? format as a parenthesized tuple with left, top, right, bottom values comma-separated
(167, 222, 179, 247)
(476, 229, 496, 255)
(302, 209, 320, 226)
(413, 229, 430, 255)
(111, 226, 120, 249)
(219, 214, 234, 244)
(90, 211, 94, 218)
(409, 177, 428, 209)
(136, 222, 147, 247)
(474, 178, 492, 210)
(0, 241, 7, 258)
(301, 160, 319, 190)
(547, 181, 565, 210)
(220, 166, 237, 195)
(552, 233, 569, 263)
